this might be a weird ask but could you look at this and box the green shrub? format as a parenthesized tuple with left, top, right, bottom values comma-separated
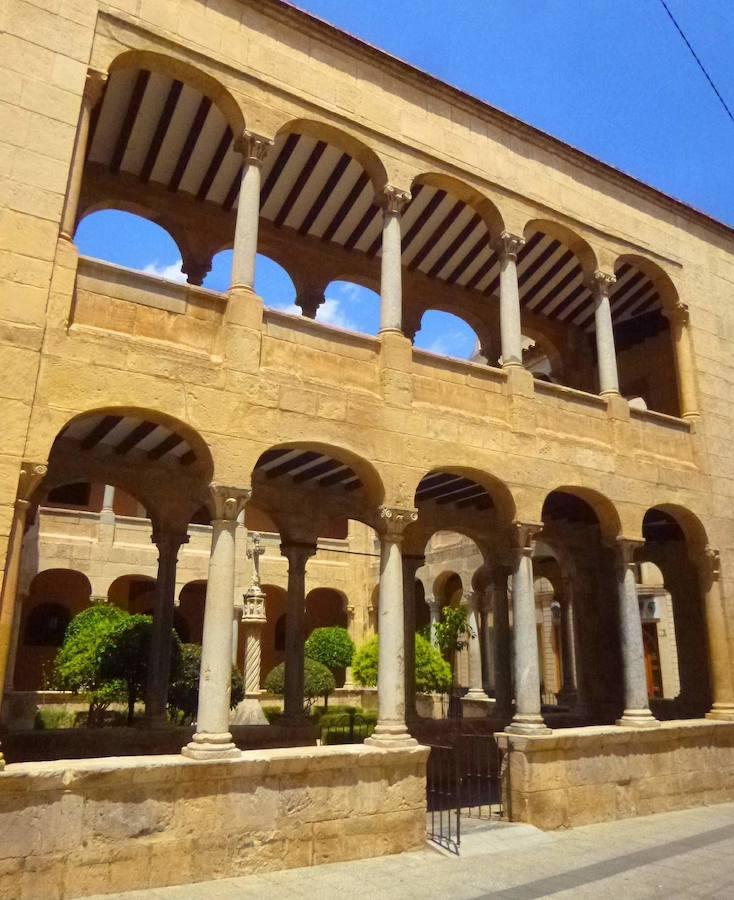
(352, 634, 451, 694)
(261, 704, 282, 724)
(167, 643, 244, 724)
(264, 658, 336, 711)
(304, 627, 354, 671)
(33, 707, 76, 730)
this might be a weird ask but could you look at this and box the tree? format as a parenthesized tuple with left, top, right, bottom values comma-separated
(304, 626, 354, 705)
(53, 604, 127, 727)
(432, 605, 474, 688)
(352, 635, 451, 694)
(264, 658, 336, 712)
(167, 643, 244, 724)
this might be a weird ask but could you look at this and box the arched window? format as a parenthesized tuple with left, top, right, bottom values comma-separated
(75, 210, 185, 282)
(24, 603, 71, 647)
(320, 281, 380, 335)
(414, 310, 481, 361)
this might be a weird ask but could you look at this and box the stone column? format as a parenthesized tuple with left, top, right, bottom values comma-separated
(100, 484, 115, 524)
(506, 524, 550, 734)
(60, 70, 107, 241)
(426, 596, 441, 646)
(665, 301, 699, 420)
(344, 605, 357, 689)
(0, 463, 47, 710)
(231, 605, 242, 668)
(241, 583, 266, 694)
(183, 486, 250, 759)
(402, 554, 424, 724)
(146, 529, 189, 726)
(4, 594, 25, 692)
(615, 540, 659, 728)
(480, 591, 494, 693)
(379, 186, 411, 334)
(492, 568, 512, 719)
(366, 507, 418, 747)
(280, 541, 317, 722)
(463, 591, 489, 700)
(495, 232, 526, 367)
(591, 271, 620, 396)
(701, 548, 734, 720)
(557, 579, 578, 706)
(230, 132, 272, 292)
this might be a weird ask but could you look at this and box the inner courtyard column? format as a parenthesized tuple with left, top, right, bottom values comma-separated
(506, 525, 550, 734)
(615, 539, 659, 728)
(557, 578, 578, 706)
(146, 529, 189, 726)
(402, 554, 424, 724)
(230, 132, 273, 293)
(379, 186, 411, 333)
(183, 486, 250, 759)
(492, 567, 512, 719)
(591, 271, 620, 396)
(60, 70, 107, 241)
(665, 302, 699, 420)
(464, 591, 489, 700)
(701, 548, 734, 720)
(480, 590, 494, 694)
(426, 595, 441, 646)
(366, 507, 418, 747)
(495, 232, 526, 367)
(280, 541, 317, 723)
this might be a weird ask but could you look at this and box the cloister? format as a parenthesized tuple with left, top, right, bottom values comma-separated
(2, 0, 734, 894)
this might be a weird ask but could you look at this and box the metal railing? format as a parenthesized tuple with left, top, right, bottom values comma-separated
(320, 709, 374, 745)
(426, 743, 461, 854)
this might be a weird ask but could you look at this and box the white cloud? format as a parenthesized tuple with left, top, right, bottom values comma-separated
(423, 336, 450, 356)
(316, 297, 358, 331)
(141, 259, 187, 284)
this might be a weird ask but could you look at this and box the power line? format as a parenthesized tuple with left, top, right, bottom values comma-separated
(658, 0, 734, 126)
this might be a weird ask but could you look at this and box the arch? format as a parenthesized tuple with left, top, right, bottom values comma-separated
(523, 219, 598, 277)
(108, 50, 245, 137)
(178, 580, 207, 644)
(414, 310, 481, 360)
(317, 280, 381, 335)
(414, 466, 516, 528)
(411, 172, 505, 238)
(541, 486, 621, 542)
(521, 327, 565, 382)
(108, 574, 156, 613)
(260, 584, 287, 677)
(305, 587, 348, 631)
(276, 118, 388, 191)
(433, 571, 463, 607)
(642, 505, 708, 553)
(614, 254, 679, 314)
(23, 602, 72, 647)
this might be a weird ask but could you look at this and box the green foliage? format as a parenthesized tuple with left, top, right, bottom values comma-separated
(263, 658, 336, 711)
(33, 707, 76, 730)
(167, 643, 244, 724)
(53, 604, 128, 726)
(433, 605, 474, 659)
(352, 634, 451, 694)
(304, 627, 355, 671)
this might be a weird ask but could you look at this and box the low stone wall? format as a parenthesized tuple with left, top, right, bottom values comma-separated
(497, 719, 734, 829)
(0, 743, 428, 899)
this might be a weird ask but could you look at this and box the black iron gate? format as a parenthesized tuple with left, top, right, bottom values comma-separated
(426, 733, 504, 854)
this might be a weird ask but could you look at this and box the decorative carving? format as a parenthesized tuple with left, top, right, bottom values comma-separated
(295, 288, 325, 319)
(16, 462, 47, 509)
(280, 540, 317, 568)
(151, 530, 189, 557)
(378, 506, 418, 540)
(242, 584, 267, 623)
(704, 545, 721, 582)
(83, 70, 108, 107)
(235, 131, 273, 166)
(494, 232, 525, 262)
(209, 485, 251, 522)
(615, 537, 643, 570)
(510, 521, 542, 557)
(590, 270, 617, 298)
(665, 301, 690, 326)
(247, 532, 265, 588)
(380, 185, 411, 216)
(181, 257, 211, 286)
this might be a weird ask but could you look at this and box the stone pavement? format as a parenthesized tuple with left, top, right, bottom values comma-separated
(90, 802, 734, 900)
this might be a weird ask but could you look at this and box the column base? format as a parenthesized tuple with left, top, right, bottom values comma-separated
(616, 708, 660, 728)
(463, 689, 490, 701)
(505, 714, 551, 735)
(181, 731, 240, 760)
(706, 704, 734, 721)
(365, 723, 417, 748)
(231, 698, 268, 726)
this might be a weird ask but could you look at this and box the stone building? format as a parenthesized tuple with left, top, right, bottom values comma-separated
(2, 0, 734, 894)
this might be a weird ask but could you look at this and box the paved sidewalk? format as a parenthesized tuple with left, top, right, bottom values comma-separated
(90, 802, 734, 899)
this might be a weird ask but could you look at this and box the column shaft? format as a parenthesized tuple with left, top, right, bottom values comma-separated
(667, 303, 698, 419)
(496, 233, 525, 366)
(231, 607, 242, 668)
(379, 187, 409, 333)
(281, 542, 316, 722)
(557, 582, 578, 704)
(230, 134, 271, 292)
(616, 541, 658, 728)
(492, 571, 512, 719)
(592, 272, 620, 395)
(426, 597, 441, 646)
(402, 555, 423, 724)
(243, 623, 264, 694)
(100, 484, 116, 524)
(464, 593, 488, 699)
(701, 549, 734, 719)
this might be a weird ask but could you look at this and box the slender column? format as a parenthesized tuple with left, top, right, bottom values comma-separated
(344, 604, 357, 688)
(183, 486, 250, 759)
(701, 548, 734, 720)
(402, 554, 424, 724)
(230, 132, 272, 292)
(492, 568, 512, 719)
(426, 596, 441, 646)
(495, 232, 526, 367)
(366, 507, 418, 747)
(100, 484, 115, 524)
(480, 591, 494, 693)
(615, 540, 659, 728)
(557, 579, 578, 705)
(506, 524, 550, 734)
(379, 186, 411, 333)
(664, 302, 699, 419)
(591, 271, 620, 396)
(4, 594, 25, 692)
(146, 530, 188, 726)
(463, 591, 489, 700)
(60, 70, 107, 241)
(280, 541, 317, 722)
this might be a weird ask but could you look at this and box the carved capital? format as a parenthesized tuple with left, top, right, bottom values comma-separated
(615, 537, 643, 571)
(380, 185, 411, 216)
(510, 521, 542, 558)
(425, 596, 442, 613)
(151, 530, 189, 557)
(295, 288, 325, 319)
(208, 484, 251, 522)
(493, 231, 525, 262)
(234, 131, 273, 166)
(664, 301, 689, 326)
(378, 506, 417, 540)
(280, 540, 317, 572)
(83, 70, 108, 107)
(704, 545, 721, 582)
(181, 257, 211, 287)
(590, 270, 616, 299)
(16, 462, 47, 508)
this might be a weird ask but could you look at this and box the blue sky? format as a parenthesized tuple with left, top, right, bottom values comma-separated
(76, 0, 733, 360)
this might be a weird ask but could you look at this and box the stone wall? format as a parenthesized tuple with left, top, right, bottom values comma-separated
(497, 720, 734, 829)
(0, 744, 428, 899)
